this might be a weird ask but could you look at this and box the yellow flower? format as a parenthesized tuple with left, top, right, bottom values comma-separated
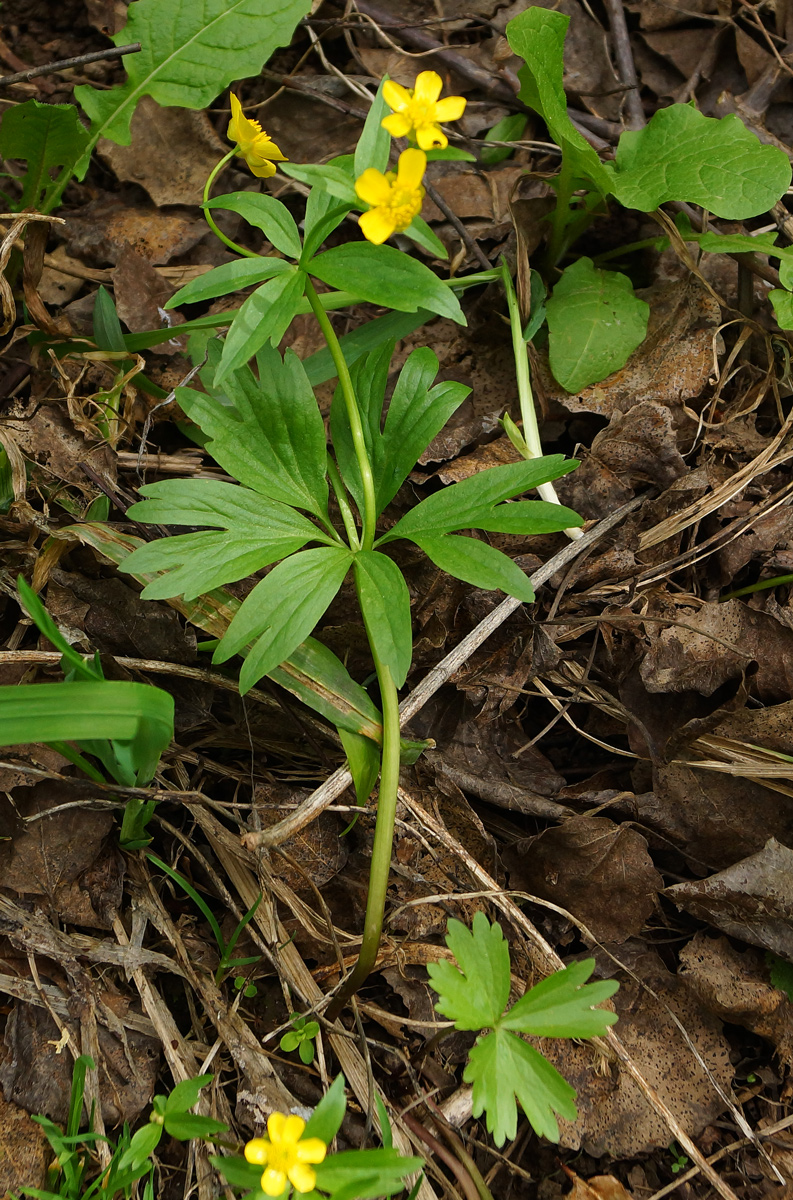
(381, 71, 466, 150)
(355, 148, 426, 245)
(244, 1113, 326, 1197)
(227, 93, 287, 178)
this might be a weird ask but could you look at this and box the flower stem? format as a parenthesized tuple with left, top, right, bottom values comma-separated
(327, 453, 361, 550)
(304, 276, 377, 551)
(327, 645, 401, 1020)
(501, 261, 583, 540)
(203, 149, 259, 259)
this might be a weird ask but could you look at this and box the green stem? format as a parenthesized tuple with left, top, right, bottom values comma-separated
(327, 647, 401, 1019)
(203, 149, 259, 259)
(545, 157, 574, 271)
(304, 276, 377, 551)
(327, 454, 361, 550)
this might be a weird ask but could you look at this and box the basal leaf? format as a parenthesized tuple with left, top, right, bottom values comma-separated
(412, 533, 535, 602)
(606, 105, 792, 218)
(166, 257, 292, 308)
(213, 546, 352, 694)
(502, 958, 619, 1038)
(546, 257, 649, 392)
(0, 98, 90, 212)
(206, 193, 302, 259)
(215, 268, 305, 383)
(465, 1028, 577, 1146)
(505, 8, 612, 196)
(309, 243, 465, 323)
(74, 0, 311, 163)
(427, 912, 510, 1029)
(177, 345, 329, 520)
(353, 551, 412, 688)
(378, 456, 577, 545)
(481, 113, 528, 165)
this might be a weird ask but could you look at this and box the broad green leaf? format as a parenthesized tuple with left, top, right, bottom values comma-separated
(413, 533, 535, 601)
(502, 958, 618, 1038)
(481, 113, 528, 165)
(404, 215, 449, 260)
(301, 190, 353, 262)
(314, 1149, 423, 1197)
(340, 727, 381, 805)
(309, 243, 465, 323)
(215, 268, 305, 383)
(465, 1028, 577, 1146)
(606, 105, 792, 218)
(546, 257, 649, 392)
(769, 289, 793, 329)
(354, 78, 391, 177)
(303, 1074, 347, 1144)
(427, 912, 511, 1030)
(74, 0, 311, 162)
(281, 160, 359, 204)
(378, 456, 578, 545)
(506, 8, 612, 195)
(0, 98, 90, 212)
(167, 257, 292, 308)
(122, 479, 329, 599)
(210, 1155, 264, 1190)
(117, 1121, 162, 1171)
(163, 1113, 229, 1140)
(214, 546, 352, 694)
(425, 146, 476, 162)
(164, 1075, 213, 1114)
(779, 259, 793, 291)
(270, 637, 382, 742)
(178, 345, 329, 520)
(474, 499, 583, 535)
(206, 193, 302, 259)
(354, 551, 412, 688)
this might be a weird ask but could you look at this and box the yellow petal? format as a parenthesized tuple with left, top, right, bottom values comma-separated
(383, 79, 411, 112)
(295, 1138, 327, 1165)
(359, 208, 396, 244)
(227, 93, 246, 145)
(413, 71, 443, 105)
(261, 1167, 288, 1197)
(251, 134, 287, 162)
(381, 112, 412, 139)
(244, 1138, 270, 1166)
(288, 1163, 317, 1193)
(434, 95, 466, 121)
(355, 167, 392, 206)
(282, 1114, 307, 1144)
(416, 123, 447, 150)
(396, 147, 426, 190)
(267, 1112, 287, 1142)
(247, 157, 278, 178)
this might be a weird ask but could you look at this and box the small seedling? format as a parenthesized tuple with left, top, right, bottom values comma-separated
(280, 1013, 320, 1065)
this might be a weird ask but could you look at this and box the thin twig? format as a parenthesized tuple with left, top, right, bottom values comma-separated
(0, 43, 141, 87)
(602, 0, 645, 128)
(423, 177, 492, 270)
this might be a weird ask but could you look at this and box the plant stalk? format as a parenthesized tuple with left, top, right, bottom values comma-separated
(545, 157, 574, 271)
(502, 262, 583, 540)
(305, 276, 377, 551)
(327, 647, 401, 1019)
(327, 454, 361, 550)
(203, 149, 259, 259)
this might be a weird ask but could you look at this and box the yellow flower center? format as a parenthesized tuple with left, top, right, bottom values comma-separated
(386, 184, 423, 232)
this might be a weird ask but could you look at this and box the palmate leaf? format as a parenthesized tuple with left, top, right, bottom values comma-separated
(73, 0, 311, 165)
(177, 346, 329, 521)
(427, 912, 510, 1029)
(465, 1029, 578, 1146)
(121, 479, 330, 600)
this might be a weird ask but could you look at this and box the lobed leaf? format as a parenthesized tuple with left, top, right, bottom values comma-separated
(465, 1028, 577, 1146)
(0, 98, 90, 212)
(501, 958, 619, 1038)
(427, 911, 511, 1029)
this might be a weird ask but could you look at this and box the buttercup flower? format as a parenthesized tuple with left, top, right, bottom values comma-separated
(244, 1113, 326, 1196)
(381, 71, 466, 150)
(355, 148, 426, 244)
(227, 93, 287, 178)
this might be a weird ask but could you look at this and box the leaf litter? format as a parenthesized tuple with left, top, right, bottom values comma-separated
(1, 0, 793, 1197)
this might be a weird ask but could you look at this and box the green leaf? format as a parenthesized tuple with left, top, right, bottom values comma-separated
(354, 551, 412, 688)
(769, 289, 793, 329)
(281, 160, 358, 205)
(270, 637, 382, 742)
(214, 547, 353, 694)
(427, 912, 511, 1029)
(314, 1149, 423, 1198)
(215, 268, 305, 383)
(299, 1039, 316, 1064)
(309, 243, 465, 323)
(404, 215, 449, 260)
(779, 258, 793, 291)
(93, 286, 126, 353)
(116, 1121, 162, 1172)
(355, 78, 391, 177)
(303, 309, 433, 386)
(0, 98, 90, 212)
(465, 1028, 577, 1146)
(18, 576, 100, 682)
(206, 193, 302, 259)
(303, 1074, 347, 1145)
(606, 105, 792, 218)
(545, 257, 649, 392)
(482, 113, 528, 164)
(502, 958, 618, 1037)
(167, 257, 292, 308)
(164, 1113, 228, 1140)
(424, 147, 476, 162)
(280, 1031, 301, 1052)
(340, 727, 381, 805)
(178, 345, 329, 520)
(122, 479, 329, 600)
(301, 190, 353, 263)
(164, 1075, 213, 1115)
(768, 953, 793, 1001)
(74, 0, 311, 162)
(506, 8, 612, 195)
(210, 1155, 264, 1190)
(412, 533, 535, 601)
(378, 456, 579, 546)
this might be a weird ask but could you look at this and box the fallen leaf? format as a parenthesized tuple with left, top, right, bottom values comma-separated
(0, 1092, 49, 1195)
(112, 247, 186, 355)
(65, 197, 207, 265)
(563, 1169, 633, 1200)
